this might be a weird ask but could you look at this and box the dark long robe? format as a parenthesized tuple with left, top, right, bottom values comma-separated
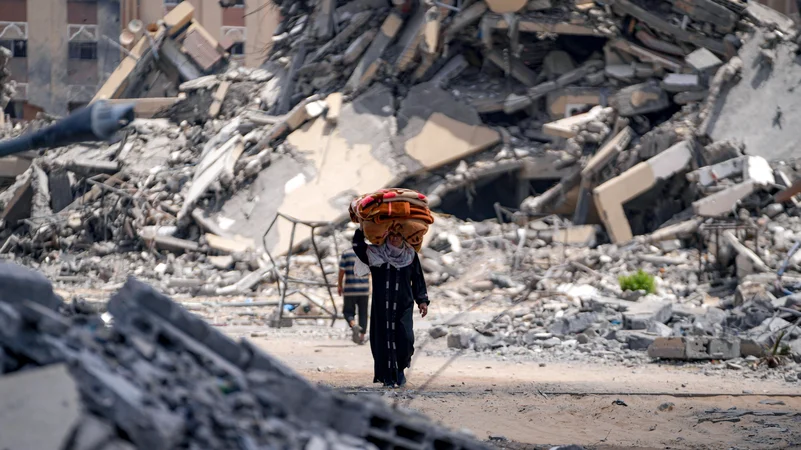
(352, 229, 429, 386)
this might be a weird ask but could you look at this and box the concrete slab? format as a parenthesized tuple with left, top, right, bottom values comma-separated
(594, 140, 692, 243)
(212, 82, 502, 256)
(404, 114, 500, 170)
(706, 29, 801, 161)
(0, 364, 82, 450)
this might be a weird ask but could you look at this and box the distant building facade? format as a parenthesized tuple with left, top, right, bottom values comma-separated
(0, 0, 278, 119)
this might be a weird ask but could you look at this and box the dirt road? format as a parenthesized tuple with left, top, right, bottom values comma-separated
(253, 336, 801, 450)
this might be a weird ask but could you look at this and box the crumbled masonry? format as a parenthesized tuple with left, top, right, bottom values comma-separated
(0, 262, 491, 450)
(2, 0, 801, 440)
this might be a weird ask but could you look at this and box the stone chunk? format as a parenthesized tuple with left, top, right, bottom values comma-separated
(549, 312, 599, 336)
(429, 325, 448, 339)
(648, 336, 741, 360)
(0, 262, 63, 310)
(610, 82, 670, 116)
(623, 298, 672, 330)
(616, 330, 659, 350)
(447, 327, 476, 349)
(661, 73, 701, 92)
(686, 47, 722, 73)
(0, 364, 82, 450)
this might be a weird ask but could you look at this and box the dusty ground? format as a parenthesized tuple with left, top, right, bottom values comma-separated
(251, 335, 801, 450)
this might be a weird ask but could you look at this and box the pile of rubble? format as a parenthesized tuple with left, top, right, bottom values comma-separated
(1, 0, 801, 369)
(0, 262, 491, 450)
(0, 46, 13, 125)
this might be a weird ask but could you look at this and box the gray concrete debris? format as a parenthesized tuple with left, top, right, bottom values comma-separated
(0, 262, 491, 450)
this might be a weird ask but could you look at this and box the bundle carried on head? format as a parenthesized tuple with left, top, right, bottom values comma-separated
(348, 188, 434, 252)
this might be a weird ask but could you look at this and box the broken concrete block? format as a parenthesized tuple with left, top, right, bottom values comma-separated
(743, 156, 775, 186)
(552, 225, 598, 246)
(615, 330, 658, 351)
(609, 39, 683, 72)
(648, 336, 741, 360)
(610, 82, 670, 116)
(549, 312, 598, 336)
(661, 73, 701, 92)
(686, 47, 722, 73)
(605, 64, 636, 81)
(545, 87, 602, 119)
(447, 327, 476, 349)
(672, 0, 737, 34)
(687, 156, 746, 186)
(594, 140, 692, 243)
(208, 255, 234, 270)
(689, 336, 740, 360)
(0, 262, 63, 310)
(429, 326, 448, 339)
(623, 298, 672, 330)
(542, 107, 604, 139)
(745, 1, 795, 36)
(692, 180, 759, 217)
(740, 338, 766, 357)
(0, 364, 82, 450)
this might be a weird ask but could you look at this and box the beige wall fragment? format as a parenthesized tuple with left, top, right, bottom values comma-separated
(405, 113, 501, 169)
(594, 141, 692, 243)
(484, 0, 528, 13)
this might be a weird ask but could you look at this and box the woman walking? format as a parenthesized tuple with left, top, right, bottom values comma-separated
(352, 227, 430, 388)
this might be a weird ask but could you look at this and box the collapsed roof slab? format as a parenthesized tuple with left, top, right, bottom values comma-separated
(705, 29, 801, 161)
(210, 83, 501, 256)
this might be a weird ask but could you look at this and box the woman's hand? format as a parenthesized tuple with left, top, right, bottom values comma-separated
(418, 302, 428, 318)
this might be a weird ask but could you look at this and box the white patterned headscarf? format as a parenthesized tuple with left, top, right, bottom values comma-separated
(354, 239, 415, 276)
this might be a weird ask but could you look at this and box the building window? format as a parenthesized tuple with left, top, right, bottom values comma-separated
(230, 42, 245, 56)
(0, 40, 27, 58)
(68, 42, 97, 60)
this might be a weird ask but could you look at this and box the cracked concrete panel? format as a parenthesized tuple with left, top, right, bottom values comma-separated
(706, 29, 801, 161)
(0, 364, 82, 450)
(396, 81, 500, 173)
(404, 113, 501, 170)
(215, 87, 398, 256)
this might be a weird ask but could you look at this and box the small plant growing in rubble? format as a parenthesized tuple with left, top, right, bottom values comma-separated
(757, 331, 791, 368)
(618, 270, 656, 294)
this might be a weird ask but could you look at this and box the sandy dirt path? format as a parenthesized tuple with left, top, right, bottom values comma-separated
(253, 336, 801, 450)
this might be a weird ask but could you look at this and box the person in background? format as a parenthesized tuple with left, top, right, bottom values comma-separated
(338, 248, 370, 344)
(351, 227, 429, 388)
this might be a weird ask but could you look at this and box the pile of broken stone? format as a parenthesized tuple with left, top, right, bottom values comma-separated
(0, 46, 14, 121)
(1, 0, 801, 375)
(0, 261, 491, 449)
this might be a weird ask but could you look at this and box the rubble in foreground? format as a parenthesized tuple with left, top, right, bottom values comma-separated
(0, 262, 490, 450)
(1, 0, 801, 375)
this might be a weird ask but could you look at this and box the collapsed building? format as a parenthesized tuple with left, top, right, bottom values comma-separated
(0, 0, 799, 378)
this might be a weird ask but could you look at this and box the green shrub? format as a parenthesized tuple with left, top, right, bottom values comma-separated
(618, 269, 656, 294)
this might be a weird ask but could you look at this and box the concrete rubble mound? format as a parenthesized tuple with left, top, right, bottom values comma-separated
(0, 0, 801, 377)
(0, 261, 490, 450)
